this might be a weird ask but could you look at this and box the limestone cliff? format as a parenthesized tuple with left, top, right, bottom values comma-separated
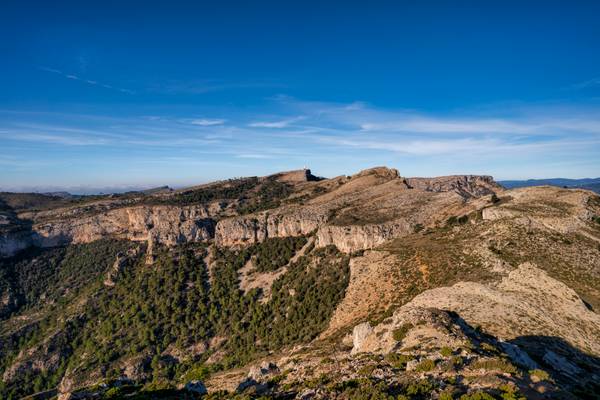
(0, 167, 505, 257)
(32, 205, 215, 249)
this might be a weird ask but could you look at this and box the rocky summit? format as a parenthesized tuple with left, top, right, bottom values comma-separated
(1, 167, 599, 399)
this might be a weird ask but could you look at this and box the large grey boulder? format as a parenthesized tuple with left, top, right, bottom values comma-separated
(351, 322, 373, 354)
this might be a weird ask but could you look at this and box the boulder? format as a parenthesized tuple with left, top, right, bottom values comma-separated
(351, 322, 373, 354)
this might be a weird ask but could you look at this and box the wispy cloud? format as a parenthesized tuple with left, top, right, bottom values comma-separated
(2, 99, 600, 186)
(248, 116, 304, 128)
(39, 66, 135, 94)
(149, 79, 286, 94)
(188, 118, 226, 126)
(568, 77, 600, 90)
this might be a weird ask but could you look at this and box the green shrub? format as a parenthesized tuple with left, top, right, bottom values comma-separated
(440, 389, 455, 400)
(182, 364, 214, 382)
(529, 368, 551, 381)
(357, 364, 377, 376)
(499, 383, 526, 400)
(305, 373, 330, 388)
(471, 359, 517, 374)
(440, 346, 453, 357)
(337, 379, 392, 399)
(479, 342, 500, 354)
(451, 356, 464, 367)
(405, 379, 435, 396)
(414, 359, 436, 372)
(384, 353, 414, 369)
(392, 323, 413, 342)
(104, 387, 123, 398)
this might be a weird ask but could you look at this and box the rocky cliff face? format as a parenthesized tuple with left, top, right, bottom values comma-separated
(214, 208, 326, 247)
(214, 212, 414, 253)
(406, 175, 501, 199)
(214, 168, 500, 252)
(274, 168, 320, 182)
(31, 205, 215, 249)
(315, 221, 413, 252)
(0, 167, 505, 258)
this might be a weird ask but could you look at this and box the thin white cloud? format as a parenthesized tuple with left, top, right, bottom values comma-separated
(359, 118, 539, 134)
(317, 135, 600, 157)
(189, 118, 226, 126)
(248, 116, 304, 128)
(39, 66, 135, 94)
(0, 131, 108, 146)
(569, 77, 600, 90)
(149, 80, 287, 94)
(2, 100, 600, 184)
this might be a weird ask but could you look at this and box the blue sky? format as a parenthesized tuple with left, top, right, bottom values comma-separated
(1, 1, 599, 192)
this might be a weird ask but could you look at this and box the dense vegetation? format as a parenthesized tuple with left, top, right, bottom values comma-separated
(235, 177, 293, 214)
(251, 236, 308, 272)
(0, 239, 132, 318)
(151, 176, 293, 215)
(0, 236, 349, 399)
(213, 243, 349, 365)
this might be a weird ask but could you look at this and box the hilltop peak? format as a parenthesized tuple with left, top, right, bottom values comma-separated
(271, 168, 321, 183)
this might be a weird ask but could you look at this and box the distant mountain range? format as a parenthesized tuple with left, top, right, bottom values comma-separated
(499, 177, 600, 193)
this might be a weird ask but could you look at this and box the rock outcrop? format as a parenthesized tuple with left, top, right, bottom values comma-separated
(406, 175, 502, 199)
(351, 307, 471, 355)
(214, 209, 325, 247)
(275, 168, 320, 182)
(32, 205, 215, 248)
(0, 167, 505, 258)
(402, 263, 600, 355)
(316, 221, 413, 253)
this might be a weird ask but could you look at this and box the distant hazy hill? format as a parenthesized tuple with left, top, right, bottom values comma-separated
(500, 177, 600, 193)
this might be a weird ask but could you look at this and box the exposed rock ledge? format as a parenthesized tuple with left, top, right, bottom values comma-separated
(214, 211, 414, 253)
(316, 221, 413, 253)
(32, 205, 215, 249)
(0, 171, 506, 257)
(214, 210, 326, 247)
